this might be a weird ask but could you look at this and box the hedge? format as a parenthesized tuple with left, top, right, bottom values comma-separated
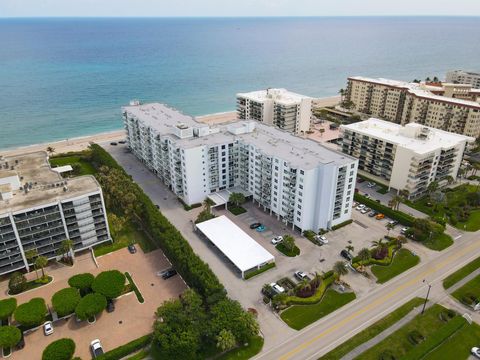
(354, 193, 414, 226)
(284, 273, 336, 306)
(96, 334, 152, 360)
(14, 298, 47, 328)
(42, 338, 76, 360)
(399, 316, 466, 360)
(89, 144, 226, 303)
(92, 270, 126, 299)
(52, 288, 81, 317)
(0, 298, 17, 321)
(0, 326, 21, 348)
(75, 293, 107, 321)
(352, 245, 396, 268)
(331, 219, 353, 231)
(244, 263, 276, 280)
(68, 273, 94, 292)
(125, 272, 144, 303)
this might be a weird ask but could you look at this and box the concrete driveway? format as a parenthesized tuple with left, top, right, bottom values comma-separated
(4, 247, 185, 360)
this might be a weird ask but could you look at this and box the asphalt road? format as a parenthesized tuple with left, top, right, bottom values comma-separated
(254, 228, 480, 360)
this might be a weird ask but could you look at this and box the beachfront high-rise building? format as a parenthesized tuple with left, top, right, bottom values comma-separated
(123, 102, 357, 231)
(340, 118, 474, 199)
(0, 152, 110, 275)
(446, 70, 480, 89)
(345, 76, 480, 138)
(236, 88, 313, 134)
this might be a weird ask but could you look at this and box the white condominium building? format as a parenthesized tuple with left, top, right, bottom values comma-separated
(124, 103, 357, 232)
(236, 88, 313, 134)
(341, 118, 474, 199)
(345, 76, 480, 138)
(0, 152, 110, 275)
(446, 70, 480, 89)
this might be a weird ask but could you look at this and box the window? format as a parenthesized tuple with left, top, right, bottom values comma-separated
(296, 217, 301, 222)
(299, 185, 303, 190)
(297, 210, 301, 215)
(300, 170, 304, 175)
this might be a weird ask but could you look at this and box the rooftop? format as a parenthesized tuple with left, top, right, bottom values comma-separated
(341, 118, 475, 154)
(237, 88, 312, 105)
(123, 103, 355, 169)
(0, 151, 101, 214)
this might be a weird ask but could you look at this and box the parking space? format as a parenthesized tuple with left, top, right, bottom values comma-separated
(4, 247, 185, 360)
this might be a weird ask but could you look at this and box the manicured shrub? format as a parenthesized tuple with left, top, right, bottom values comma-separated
(68, 273, 94, 293)
(0, 298, 17, 321)
(92, 270, 126, 299)
(331, 219, 353, 231)
(14, 298, 47, 328)
(42, 338, 76, 360)
(96, 334, 151, 360)
(0, 326, 21, 349)
(75, 293, 107, 321)
(8, 272, 27, 295)
(52, 288, 81, 317)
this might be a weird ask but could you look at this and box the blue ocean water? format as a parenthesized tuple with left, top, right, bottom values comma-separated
(1, 17, 480, 149)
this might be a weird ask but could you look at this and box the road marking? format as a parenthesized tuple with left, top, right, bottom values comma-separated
(279, 240, 480, 360)
(455, 235, 462, 240)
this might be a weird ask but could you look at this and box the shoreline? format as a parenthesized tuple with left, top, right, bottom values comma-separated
(0, 95, 340, 157)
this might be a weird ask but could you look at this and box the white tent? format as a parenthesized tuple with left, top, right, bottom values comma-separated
(196, 215, 275, 278)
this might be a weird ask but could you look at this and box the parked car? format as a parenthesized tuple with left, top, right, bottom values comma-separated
(91, 339, 104, 359)
(369, 211, 378, 217)
(352, 201, 358, 207)
(357, 178, 365, 183)
(110, 142, 118, 146)
(294, 271, 308, 281)
(340, 250, 353, 261)
(364, 193, 371, 199)
(270, 282, 285, 294)
(250, 222, 262, 229)
(471, 347, 480, 358)
(361, 207, 371, 214)
(43, 321, 53, 336)
(106, 299, 115, 313)
(376, 213, 385, 220)
(387, 220, 399, 227)
(256, 225, 266, 232)
(155, 204, 160, 209)
(356, 204, 365, 211)
(271, 236, 283, 245)
(314, 235, 328, 244)
(162, 268, 178, 280)
(118, 140, 126, 144)
(128, 244, 137, 254)
(400, 227, 409, 234)
(367, 182, 376, 188)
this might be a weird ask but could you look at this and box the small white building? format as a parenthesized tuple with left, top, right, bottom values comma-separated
(341, 118, 474, 199)
(196, 215, 274, 278)
(236, 88, 313, 134)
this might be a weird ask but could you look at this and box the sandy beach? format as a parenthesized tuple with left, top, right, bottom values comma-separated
(0, 96, 340, 157)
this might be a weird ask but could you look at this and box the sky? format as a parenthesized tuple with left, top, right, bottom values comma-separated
(1, 0, 480, 17)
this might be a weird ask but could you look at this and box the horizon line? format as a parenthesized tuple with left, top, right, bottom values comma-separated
(1, 15, 480, 19)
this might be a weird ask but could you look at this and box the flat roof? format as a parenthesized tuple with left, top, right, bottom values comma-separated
(341, 118, 475, 154)
(0, 151, 101, 214)
(196, 215, 274, 273)
(237, 88, 312, 105)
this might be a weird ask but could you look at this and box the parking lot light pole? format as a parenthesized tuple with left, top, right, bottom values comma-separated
(421, 279, 432, 314)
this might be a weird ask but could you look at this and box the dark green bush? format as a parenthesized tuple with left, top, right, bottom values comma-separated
(68, 273, 94, 292)
(331, 219, 353, 231)
(52, 288, 81, 317)
(0, 298, 17, 321)
(92, 270, 126, 299)
(14, 298, 47, 328)
(42, 338, 76, 360)
(125, 272, 144, 303)
(8, 272, 27, 295)
(97, 335, 151, 360)
(75, 293, 107, 321)
(0, 326, 21, 348)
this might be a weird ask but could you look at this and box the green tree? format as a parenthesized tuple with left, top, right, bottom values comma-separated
(46, 146, 55, 155)
(35, 256, 49, 279)
(445, 175, 454, 185)
(386, 222, 394, 236)
(216, 329, 236, 352)
(68, 273, 94, 294)
(25, 249, 39, 278)
(228, 192, 246, 207)
(0, 298, 17, 322)
(345, 245, 354, 254)
(0, 326, 21, 349)
(358, 248, 371, 263)
(91, 270, 126, 299)
(75, 293, 107, 321)
(42, 338, 76, 360)
(8, 272, 27, 295)
(282, 235, 296, 253)
(333, 261, 348, 280)
(59, 239, 74, 263)
(427, 181, 439, 195)
(52, 288, 81, 317)
(14, 298, 47, 327)
(108, 213, 125, 239)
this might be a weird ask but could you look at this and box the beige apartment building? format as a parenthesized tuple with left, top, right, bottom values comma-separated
(345, 77, 480, 138)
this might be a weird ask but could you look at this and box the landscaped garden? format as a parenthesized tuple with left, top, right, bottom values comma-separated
(406, 184, 480, 231)
(319, 297, 425, 360)
(371, 248, 420, 284)
(443, 256, 480, 289)
(354, 305, 466, 360)
(275, 235, 300, 257)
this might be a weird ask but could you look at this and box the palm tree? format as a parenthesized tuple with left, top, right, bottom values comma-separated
(60, 239, 74, 263)
(399, 189, 410, 201)
(25, 249, 39, 278)
(427, 181, 439, 195)
(371, 238, 385, 248)
(333, 261, 348, 281)
(386, 222, 394, 236)
(228, 192, 245, 207)
(283, 235, 296, 252)
(338, 88, 346, 101)
(35, 256, 48, 279)
(298, 278, 311, 293)
(391, 195, 402, 211)
(358, 248, 371, 263)
(46, 146, 55, 155)
(345, 245, 354, 254)
(445, 175, 454, 185)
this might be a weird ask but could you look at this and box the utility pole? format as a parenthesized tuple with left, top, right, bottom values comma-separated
(421, 279, 432, 314)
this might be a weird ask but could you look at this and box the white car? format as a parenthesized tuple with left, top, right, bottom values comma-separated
(356, 204, 365, 211)
(271, 236, 283, 245)
(401, 227, 409, 234)
(294, 271, 308, 280)
(314, 235, 328, 244)
(270, 282, 285, 294)
(367, 182, 376, 188)
(471, 347, 480, 358)
(91, 339, 104, 358)
(43, 321, 53, 336)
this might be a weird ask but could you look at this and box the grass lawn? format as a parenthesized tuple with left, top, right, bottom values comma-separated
(355, 305, 456, 360)
(457, 209, 480, 232)
(451, 274, 480, 305)
(280, 289, 356, 330)
(320, 297, 424, 360)
(443, 256, 480, 289)
(423, 321, 480, 360)
(215, 336, 264, 360)
(371, 249, 420, 284)
(276, 243, 300, 257)
(49, 155, 96, 175)
(228, 205, 247, 216)
(94, 221, 156, 256)
(421, 233, 454, 251)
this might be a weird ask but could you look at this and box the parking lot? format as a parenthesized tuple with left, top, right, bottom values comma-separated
(2, 247, 185, 359)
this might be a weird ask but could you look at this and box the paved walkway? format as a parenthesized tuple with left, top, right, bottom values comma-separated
(446, 268, 480, 294)
(339, 302, 432, 360)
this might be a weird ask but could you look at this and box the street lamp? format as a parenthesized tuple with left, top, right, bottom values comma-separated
(421, 279, 432, 314)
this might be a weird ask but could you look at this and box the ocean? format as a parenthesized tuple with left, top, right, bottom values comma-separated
(1, 16, 480, 149)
